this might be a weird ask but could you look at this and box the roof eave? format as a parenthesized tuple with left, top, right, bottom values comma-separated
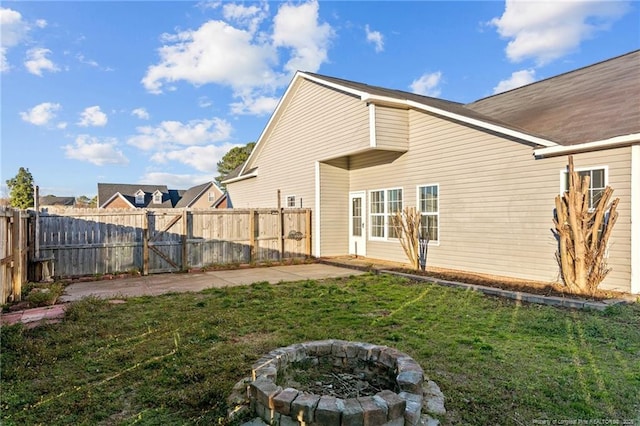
(222, 171, 258, 185)
(533, 133, 640, 158)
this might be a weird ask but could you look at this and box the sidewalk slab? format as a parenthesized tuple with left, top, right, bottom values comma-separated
(59, 264, 364, 302)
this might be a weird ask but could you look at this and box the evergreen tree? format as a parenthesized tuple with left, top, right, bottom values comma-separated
(215, 142, 255, 189)
(6, 167, 34, 209)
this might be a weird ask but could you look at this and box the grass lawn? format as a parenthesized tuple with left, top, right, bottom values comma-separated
(1, 273, 639, 425)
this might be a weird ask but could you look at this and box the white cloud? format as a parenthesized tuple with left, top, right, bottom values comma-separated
(63, 135, 129, 166)
(365, 25, 384, 52)
(222, 2, 268, 33)
(410, 71, 443, 97)
(0, 47, 8, 73)
(1, 7, 48, 72)
(76, 53, 99, 67)
(139, 172, 216, 189)
(131, 107, 150, 120)
(493, 69, 536, 94)
(272, 0, 334, 74)
(490, 0, 630, 65)
(78, 106, 108, 127)
(142, 0, 333, 117)
(151, 143, 239, 173)
(57, 122, 68, 130)
(198, 96, 213, 108)
(1, 8, 27, 47)
(127, 117, 232, 150)
(142, 20, 278, 94)
(24, 47, 59, 76)
(230, 94, 279, 116)
(20, 102, 61, 126)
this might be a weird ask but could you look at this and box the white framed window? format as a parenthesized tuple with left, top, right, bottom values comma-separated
(135, 190, 145, 205)
(417, 184, 439, 243)
(208, 192, 215, 203)
(286, 195, 296, 208)
(152, 190, 162, 204)
(369, 188, 403, 240)
(560, 166, 607, 209)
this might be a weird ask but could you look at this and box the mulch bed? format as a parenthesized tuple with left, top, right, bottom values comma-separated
(387, 267, 625, 302)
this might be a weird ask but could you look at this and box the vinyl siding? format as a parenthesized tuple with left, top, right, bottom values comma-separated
(227, 78, 370, 255)
(319, 161, 349, 256)
(349, 109, 631, 292)
(228, 77, 632, 293)
(374, 105, 408, 151)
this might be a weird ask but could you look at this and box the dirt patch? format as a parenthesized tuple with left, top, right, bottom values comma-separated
(388, 267, 626, 301)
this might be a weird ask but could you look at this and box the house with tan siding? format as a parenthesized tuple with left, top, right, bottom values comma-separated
(224, 50, 640, 294)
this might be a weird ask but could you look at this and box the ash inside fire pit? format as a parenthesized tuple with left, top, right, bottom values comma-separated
(277, 358, 398, 399)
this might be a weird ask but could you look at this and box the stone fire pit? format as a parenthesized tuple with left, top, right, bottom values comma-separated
(228, 340, 445, 426)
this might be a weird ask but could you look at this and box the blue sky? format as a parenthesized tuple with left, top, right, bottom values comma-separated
(1, 1, 638, 198)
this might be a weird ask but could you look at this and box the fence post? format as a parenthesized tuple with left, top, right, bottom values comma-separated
(305, 209, 312, 257)
(11, 210, 23, 301)
(280, 208, 285, 261)
(142, 211, 149, 276)
(181, 209, 188, 271)
(249, 209, 256, 263)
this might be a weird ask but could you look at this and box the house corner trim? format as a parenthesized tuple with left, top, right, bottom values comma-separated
(315, 161, 321, 258)
(631, 145, 640, 294)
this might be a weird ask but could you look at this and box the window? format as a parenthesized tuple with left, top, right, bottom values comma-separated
(286, 195, 296, 208)
(152, 191, 162, 204)
(135, 190, 145, 205)
(418, 185, 439, 242)
(561, 167, 606, 209)
(369, 188, 402, 239)
(208, 192, 216, 203)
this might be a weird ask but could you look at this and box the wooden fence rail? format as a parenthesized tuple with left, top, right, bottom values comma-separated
(36, 208, 312, 279)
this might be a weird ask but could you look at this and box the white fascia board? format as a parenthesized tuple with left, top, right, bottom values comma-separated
(299, 72, 368, 98)
(534, 134, 640, 158)
(360, 94, 557, 147)
(222, 171, 258, 185)
(100, 192, 135, 209)
(406, 99, 557, 147)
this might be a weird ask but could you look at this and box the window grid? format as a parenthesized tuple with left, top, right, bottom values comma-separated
(135, 191, 145, 205)
(369, 188, 402, 239)
(286, 195, 296, 208)
(562, 167, 606, 209)
(418, 185, 439, 243)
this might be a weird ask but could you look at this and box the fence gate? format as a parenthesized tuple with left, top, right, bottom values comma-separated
(1, 207, 28, 303)
(145, 211, 185, 274)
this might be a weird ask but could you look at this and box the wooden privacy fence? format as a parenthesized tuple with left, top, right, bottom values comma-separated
(0, 207, 29, 303)
(37, 208, 312, 278)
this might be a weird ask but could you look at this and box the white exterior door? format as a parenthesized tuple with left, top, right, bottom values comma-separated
(349, 191, 366, 256)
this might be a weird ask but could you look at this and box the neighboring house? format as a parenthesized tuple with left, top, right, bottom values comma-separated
(174, 182, 226, 209)
(97, 182, 226, 209)
(225, 50, 640, 294)
(39, 195, 76, 207)
(98, 184, 182, 209)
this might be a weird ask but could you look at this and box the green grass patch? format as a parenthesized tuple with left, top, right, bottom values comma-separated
(1, 273, 639, 425)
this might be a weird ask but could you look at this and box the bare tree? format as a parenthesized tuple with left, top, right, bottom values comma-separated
(392, 207, 423, 270)
(553, 156, 619, 296)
